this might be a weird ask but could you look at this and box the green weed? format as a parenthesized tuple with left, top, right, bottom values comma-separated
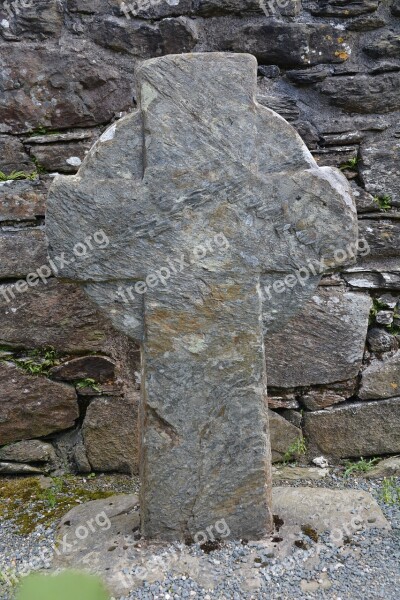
(7, 347, 60, 376)
(339, 157, 358, 171)
(369, 298, 387, 324)
(75, 378, 101, 392)
(0, 170, 37, 181)
(344, 457, 379, 477)
(373, 194, 392, 212)
(282, 436, 307, 465)
(380, 477, 400, 505)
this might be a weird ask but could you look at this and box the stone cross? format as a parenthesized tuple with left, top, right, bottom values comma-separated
(46, 53, 357, 541)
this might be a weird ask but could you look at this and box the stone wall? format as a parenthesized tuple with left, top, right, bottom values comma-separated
(0, 0, 399, 474)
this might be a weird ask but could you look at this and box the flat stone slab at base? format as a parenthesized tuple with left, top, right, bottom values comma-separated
(273, 486, 389, 538)
(272, 466, 330, 481)
(366, 455, 400, 478)
(53, 488, 390, 597)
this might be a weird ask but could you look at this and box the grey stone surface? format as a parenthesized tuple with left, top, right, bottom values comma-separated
(0, 362, 78, 445)
(54, 494, 142, 597)
(49, 356, 115, 383)
(0, 135, 34, 174)
(360, 139, 400, 205)
(0, 229, 47, 278)
(52, 487, 390, 597)
(320, 73, 400, 114)
(82, 395, 138, 474)
(0, 462, 42, 474)
(0, 179, 47, 222)
(309, 0, 379, 17)
(220, 22, 351, 68)
(272, 486, 389, 536)
(343, 271, 400, 290)
(0, 279, 120, 353)
(268, 410, 303, 462)
(301, 379, 357, 410)
(266, 288, 371, 387)
(366, 455, 400, 478)
(304, 399, 400, 458)
(0, 42, 134, 134)
(0, 439, 56, 463)
(46, 53, 357, 540)
(347, 219, 400, 272)
(272, 465, 330, 481)
(359, 350, 400, 399)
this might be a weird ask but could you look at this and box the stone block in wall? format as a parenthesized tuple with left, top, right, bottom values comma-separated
(220, 22, 351, 68)
(309, 0, 379, 17)
(90, 15, 197, 57)
(363, 33, 400, 58)
(50, 356, 116, 383)
(367, 327, 398, 353)
(266, 288, 372, 387)
(0, 43, 134, 134)
(319, 73, 400, 114)
(197, 0, 301, 16)
(0, 229, 47, 278)
(0, 439, 56, 464)
(359, 140, 400, 206)
(312, 146, 358, 169)
(359, 350, 400, 399)
(0, 179, 47, 222)
(300, 379, 357, 410)
(346, 15, 387, 31)
(66, 0, 115, 14)
(0, 362, 78, 445)
(268, 410, 302, 463)
(350, 183, 378, 213)
(0, 279, 117, 353)
(392, 0, 400, 16)
(349, 219, 400, 272)
(343, 271, 400, 290)
(257, 94, 299, 121)
(2, 0, 63, 39)
(0, 135, 34, 174)
(24, 131, 98, 174)
(304, 398, 400, 458)
(82, 394, 138, 473)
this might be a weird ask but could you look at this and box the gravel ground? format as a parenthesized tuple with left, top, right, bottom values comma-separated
(0, 469, 399, 600)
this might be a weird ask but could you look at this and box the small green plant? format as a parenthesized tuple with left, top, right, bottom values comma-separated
(340, 157, 358, 171)
(29, 126, 61, 137)
(16, 571, 109, 600)
(373, 194, 392, 212)
(380, 477, 400, 505)
(39, 477, 64, 508)
(3, 347, 60, 376)
(282, 436, 307, 464)
(369, 298, 386, 324)
(31, 155, 47, 174)
(75, 378, 101, 392)
(386, 323, 400, 335)
(344, 457, 379, 477)
(0, 170, 37, 181)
